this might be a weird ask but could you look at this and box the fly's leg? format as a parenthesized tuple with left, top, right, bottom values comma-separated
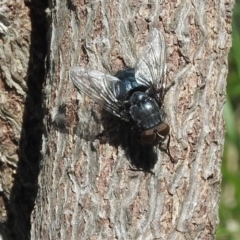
(159, 134, 175, 163)
(94, 125, 116, 140)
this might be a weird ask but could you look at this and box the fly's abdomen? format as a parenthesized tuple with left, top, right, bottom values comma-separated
(114, 69, 144, 102)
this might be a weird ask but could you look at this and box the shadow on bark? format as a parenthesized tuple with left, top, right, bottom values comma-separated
(4, 1, 48, 239)
(94, 111, 158, 172)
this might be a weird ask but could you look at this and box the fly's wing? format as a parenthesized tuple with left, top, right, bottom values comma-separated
(135, 28, 167, 100)
(70, 67, 125, 119)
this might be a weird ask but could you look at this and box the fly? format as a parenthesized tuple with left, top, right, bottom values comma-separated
(70, 28, 174, 161)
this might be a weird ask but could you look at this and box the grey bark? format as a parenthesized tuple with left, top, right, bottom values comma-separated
(0, 0, 234, 239)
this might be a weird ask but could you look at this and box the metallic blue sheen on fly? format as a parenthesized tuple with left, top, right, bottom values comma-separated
(114, 69, 142, 101)
(70, 28, 172, 158)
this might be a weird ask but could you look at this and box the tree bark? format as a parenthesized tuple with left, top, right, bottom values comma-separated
(0, 0, 47, 239)
(0, 0, 234, 239)
(31, 0, 234, 239)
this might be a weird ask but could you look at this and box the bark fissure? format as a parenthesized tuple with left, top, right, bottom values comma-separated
(0, 0, 48, 239)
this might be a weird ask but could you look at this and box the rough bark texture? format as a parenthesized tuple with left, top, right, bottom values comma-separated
(0, 0, 234, 239)
(30, 0, 234, 239)
(0, 0, 47, 239)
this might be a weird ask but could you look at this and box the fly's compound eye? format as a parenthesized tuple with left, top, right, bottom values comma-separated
(140, 123, 170, 145)
(140, 129, 156, 145)
(156, 123, 174, 163)
(155, 123, 170, 139)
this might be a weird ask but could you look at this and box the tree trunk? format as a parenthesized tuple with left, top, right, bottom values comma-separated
(0, 0, 47, 239)
(0, 0, 234, 239)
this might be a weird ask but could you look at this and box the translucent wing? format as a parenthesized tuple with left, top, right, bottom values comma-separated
(135, 28, 167, 93)
(70, 67, 124, 119)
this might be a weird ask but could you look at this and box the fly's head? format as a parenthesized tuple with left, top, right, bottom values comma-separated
(140, 122, 174, 162)
(140, 122, 169, 144)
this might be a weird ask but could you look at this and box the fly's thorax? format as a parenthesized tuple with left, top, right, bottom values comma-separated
(129, 92, 164, 131)
(130, 91, 148, 105)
